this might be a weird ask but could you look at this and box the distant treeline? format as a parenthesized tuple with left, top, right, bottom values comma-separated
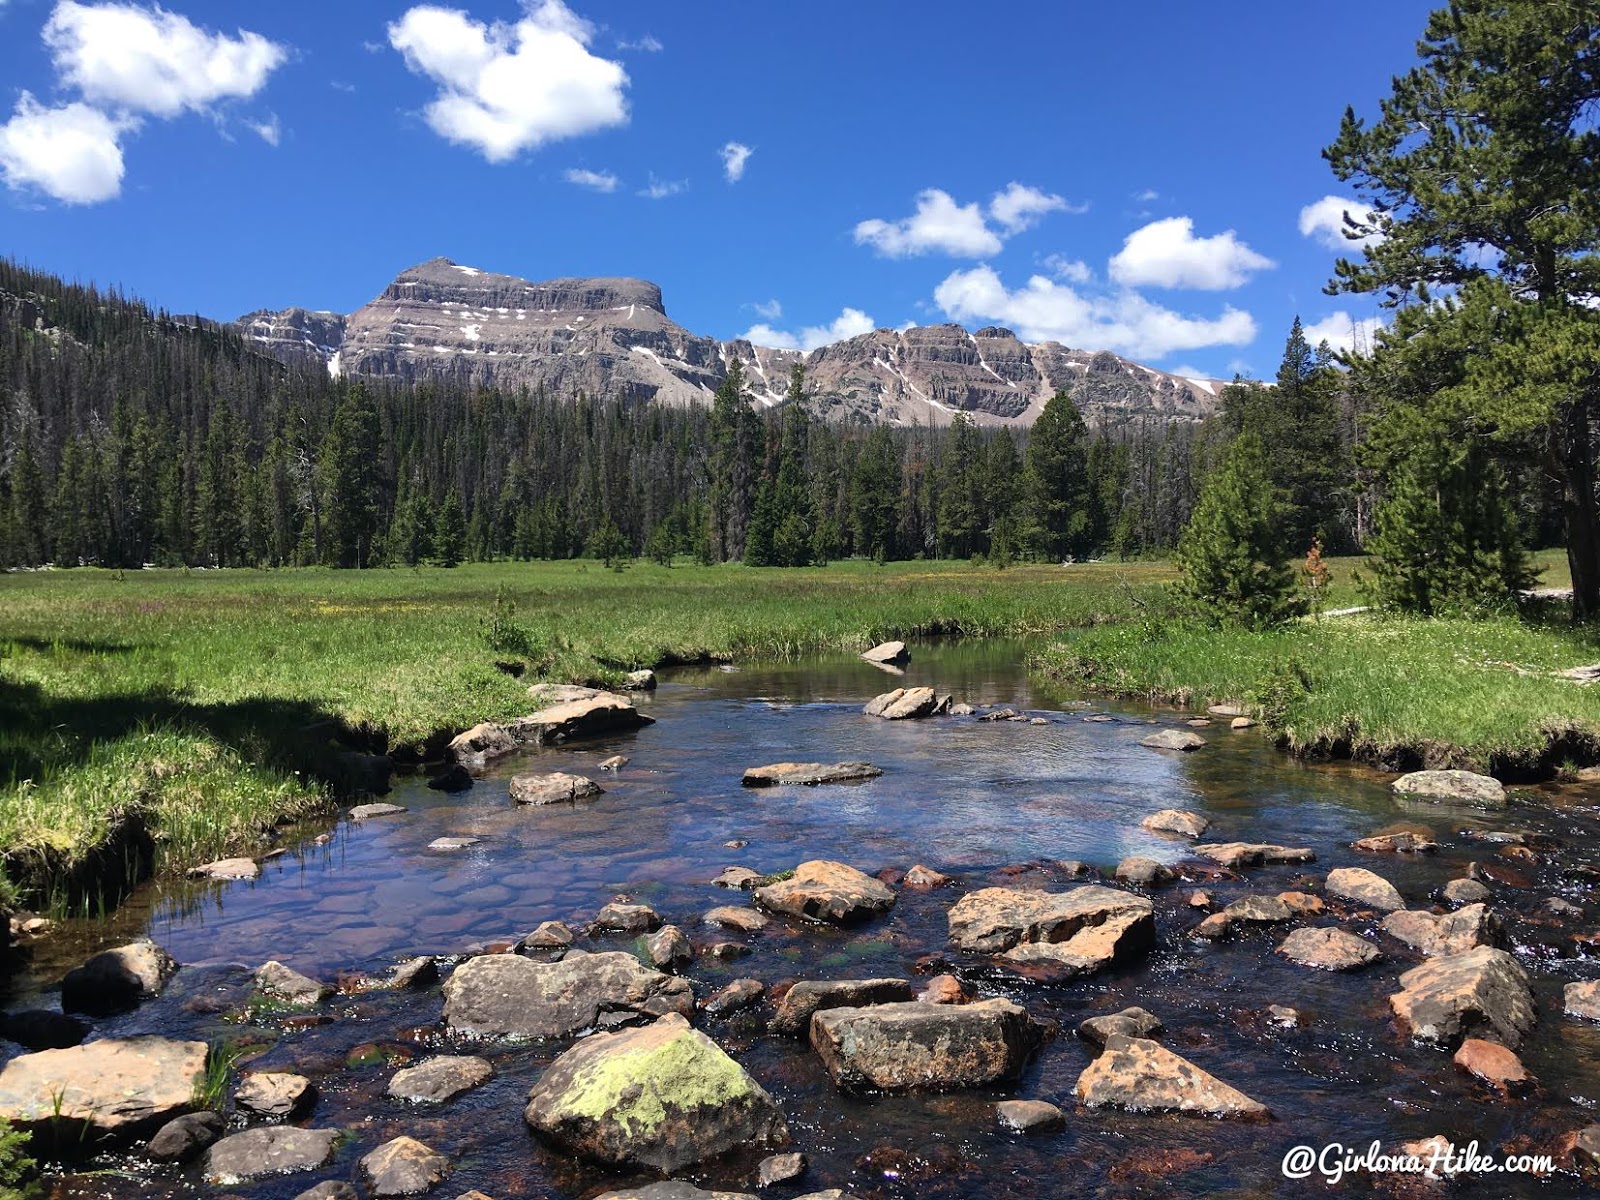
(0, 260, 1561, 571)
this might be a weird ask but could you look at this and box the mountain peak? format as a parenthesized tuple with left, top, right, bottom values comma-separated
(236, 257, 1222, 426)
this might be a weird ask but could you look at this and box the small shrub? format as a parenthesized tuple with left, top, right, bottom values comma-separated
(0, 1119, 39, 1200)
(485, 588, 546, 662)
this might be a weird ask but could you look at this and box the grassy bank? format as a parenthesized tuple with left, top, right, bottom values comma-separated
(1034, 553, 1598, 775)
(0, 558, 1163, 905)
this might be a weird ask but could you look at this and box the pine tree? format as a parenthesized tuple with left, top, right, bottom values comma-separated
(850, 426, 900, 561)
(1023, 391, 1092, 561)
(1173, 433, 1306, 628)
(432, 493, 466, 567)
(588, 516, 630, 569)
(319, 385, 384, 568)
(1364, 441, 1535, 614)
(937, 414, 984, 558)
(1323, 0, 1600, 618)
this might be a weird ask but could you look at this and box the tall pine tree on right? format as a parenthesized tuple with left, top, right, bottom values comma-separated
(1323, 0, 1600, 619)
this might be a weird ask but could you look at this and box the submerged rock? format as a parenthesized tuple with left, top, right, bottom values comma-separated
(996, 1099, 1064, 1134)
(1392, 770, 1507, 808)
(755, 860, 895, 925)
(759, 1150, 808, 1186)
(509, 771, 603, 805)
(704, 906, 768, 933)
(1565, 979, 1600, 1020)
(863, 687, 938, 720)
(256, 960, 332, 1005)
(427, 764, 474, 792)
(742, 762, 883, 787)
(1453, 1038, 1535, 1095)
(524, 1012, 788, 1172)
(188, 857, 260, 880)
(0, 1010, 88, 1051)
(1389, 946, 1535, 1048)
(903, 864, 953, 888)
(442, 949, 692, 1039)
(0, 1036, 206, 1141)
(1442, 878, 1493, 906)
(809, 999, 1048, 1091)
(1223, 895, 1293, 923)
(703, 978, 765, 1017)
(350, 802, 407, 820)
(1277, 927, 1382, 971)
(61, 939, 178, 1014)
(948, 885, 1154, 981)
(387, 1055, 492, 1104)
(1140, 729, 1206, 752)
(770, 979, 914, 1036)
(205, 1126, 343, 1185)
(1141, 809, 1210, 838)
(1075, 1036, 1268, 1119)
(1325, 867, 1405, 912)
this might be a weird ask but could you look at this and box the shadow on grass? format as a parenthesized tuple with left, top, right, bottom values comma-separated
(0, 638, 398, 913)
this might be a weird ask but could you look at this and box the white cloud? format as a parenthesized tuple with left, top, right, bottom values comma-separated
(744, 307, 876, 352)
(248, 113, 280, 146)
(1298, 194, 1383, 252)
(1043, 253, 1092, 284)
(989, 182, 1074, 233)
(933, 265, 1258, 360)
(638, 173, 684, 199)
(1108, 216, 1275, 290)
(1302, 310, 1383, 357)
(720, 140, 751, 183)
(855, 188, 1002, 258)
(388, 0, 628, 163)
(0, 93, 129, 204)
(751, 298, 782, 320)
(563, 166, 616, 191)
(1133, 188, 1159, 202)
(44, 1, 286, 119)
(1167, 364, 1210, 380)
(618, 34, 662, 52)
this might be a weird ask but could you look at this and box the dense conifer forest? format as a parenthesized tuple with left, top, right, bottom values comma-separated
(0, 259, 1562, 575)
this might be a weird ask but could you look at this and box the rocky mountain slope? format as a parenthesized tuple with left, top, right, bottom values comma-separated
(236, 258, 1222, 426)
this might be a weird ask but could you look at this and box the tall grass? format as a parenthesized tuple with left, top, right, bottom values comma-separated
(1035, 604, 1600, 773)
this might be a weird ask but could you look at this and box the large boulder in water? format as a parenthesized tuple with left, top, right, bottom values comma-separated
(524, 1012, 788, 1172)
(1325, 867, 1405, 912)
(1388, 946, 1535, 1048)
(1392, 770, 1507, 808)
(1192, 842, 1316, 869)
(862, 687, 938, 720)
(61, 939, 178, 1014)
(509, 771, 603, 805)
(205, 1126, 343, 1185)
(947, 885, 1154, 980)
(1075, 1036, 1268, 1119)
(447, 722, 521, 773)
(860, 641, 910, 665)
(809, 999, 1048, 1091)
(0, 1036, 207, 1142)
(742, 762, 883, 787)
(1277, 927, 1382, 972)
(442, 950, 692, 1039)
(1381, 904, 1506, 957)
(518, 691, 654, 746)
(755, 861, 895, 925)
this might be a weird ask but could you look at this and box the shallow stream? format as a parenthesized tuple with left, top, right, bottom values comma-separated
(9, 640, 1600, 1199)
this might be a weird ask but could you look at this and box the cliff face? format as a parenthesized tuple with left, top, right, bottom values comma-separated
(237, 258, 1222, 425)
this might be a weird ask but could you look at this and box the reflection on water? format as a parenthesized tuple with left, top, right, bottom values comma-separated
(8, 640, 1600, 1199)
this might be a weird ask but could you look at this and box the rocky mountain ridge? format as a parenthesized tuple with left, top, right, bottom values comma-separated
(235, 257, 1223, 427)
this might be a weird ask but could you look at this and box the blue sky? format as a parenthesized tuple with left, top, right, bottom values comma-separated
(0, 0, 1437, 378)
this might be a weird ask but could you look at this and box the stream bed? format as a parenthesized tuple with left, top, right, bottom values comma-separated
(7, 640, 1600, 1199)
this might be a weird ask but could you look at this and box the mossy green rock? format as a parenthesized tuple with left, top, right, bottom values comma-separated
(524, 1013, 788, 1172)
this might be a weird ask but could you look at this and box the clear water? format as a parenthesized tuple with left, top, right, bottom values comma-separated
(9, 641, 1600, 1199)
